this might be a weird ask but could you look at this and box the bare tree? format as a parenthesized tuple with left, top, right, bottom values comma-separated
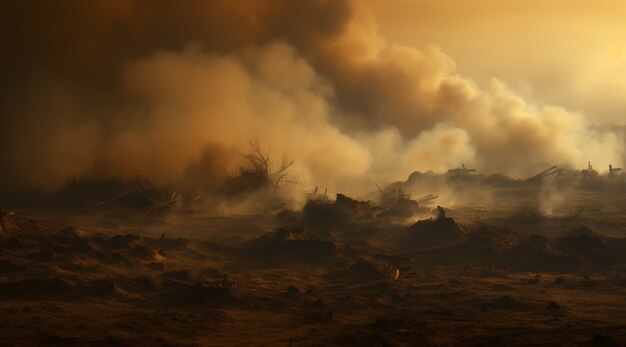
(238, 140, 271, 188)
(230, 140, 296, 193)
(273, 156, 294, 187)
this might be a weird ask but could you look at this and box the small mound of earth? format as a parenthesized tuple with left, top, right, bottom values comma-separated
(466, 223, 519, 253)
(555, 226, 606, 254)
(553, 226, 615, 265)
(87, 233, 164, 263)
(554, 226, 607, 255)
(501, 234, 580, 271)
(245, 226, 339, 264)
(46, 231, 99, 255)
(407, 217, 465, 249)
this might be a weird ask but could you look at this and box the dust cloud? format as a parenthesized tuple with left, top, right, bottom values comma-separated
(0, 0, 622, 195)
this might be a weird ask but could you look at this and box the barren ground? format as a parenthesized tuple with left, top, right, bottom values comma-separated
(1, 187, 625, 346)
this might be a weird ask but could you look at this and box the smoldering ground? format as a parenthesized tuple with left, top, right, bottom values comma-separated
(0, 0, 623, 198)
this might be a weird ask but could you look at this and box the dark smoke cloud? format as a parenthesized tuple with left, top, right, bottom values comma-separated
(0, 0, 353, 191)
(0, 0, 621, 193)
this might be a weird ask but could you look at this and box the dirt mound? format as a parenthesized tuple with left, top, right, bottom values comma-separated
(554, 227, 615, 266)
(500, 234, 580, 271)
(407, 217, 465, 249)
(245, 226, 339, 265)
(465, 223, 520, 254)
(45, 229, 100, 255)
(461, 224, 623, 269)
(555, 226, 606, 254)
(86, 233, 165, 263)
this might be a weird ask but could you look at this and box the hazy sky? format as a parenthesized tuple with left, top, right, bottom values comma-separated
(371, 0, 626, 125)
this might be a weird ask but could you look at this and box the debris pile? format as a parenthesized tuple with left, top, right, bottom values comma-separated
(303, 193, 377, 227)
(376, 185, 422, 219)
(245, 226, 339, 264)
(406, 206, 465, 249)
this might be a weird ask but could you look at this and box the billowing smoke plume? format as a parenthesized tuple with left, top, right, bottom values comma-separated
(0, 0, 622, 193)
